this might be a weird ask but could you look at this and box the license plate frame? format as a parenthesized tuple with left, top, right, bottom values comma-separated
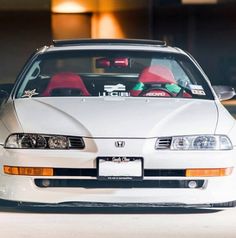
(97, 157, 143, 181)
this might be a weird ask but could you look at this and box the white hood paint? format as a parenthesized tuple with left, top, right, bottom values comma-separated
(14, 97, 218, 138)
(214, 101, 236, 135)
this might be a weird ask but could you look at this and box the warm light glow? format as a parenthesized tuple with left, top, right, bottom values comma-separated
(52, 0, 86, 13)
(97, 0, 148, 11)
(182, 0, 217, 4)
(52, 14, 92, 39)
(52, 0, 147, 13)
(92, 12, 124, 38)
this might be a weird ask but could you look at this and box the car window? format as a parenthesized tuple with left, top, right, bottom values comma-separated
(15, 50, 214, 100)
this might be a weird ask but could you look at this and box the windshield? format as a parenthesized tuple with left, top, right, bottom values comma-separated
(15, 50, 214, 100)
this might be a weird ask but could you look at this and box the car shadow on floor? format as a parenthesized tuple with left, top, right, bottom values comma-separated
(0, 199, 223, 214)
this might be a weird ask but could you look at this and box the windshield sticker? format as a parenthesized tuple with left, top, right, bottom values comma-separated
(104, 84, 126, 93)
(144, 91, 168, 97)
(100, 84, 130, 97)
(190, 85, 206, 96)
(22, 89, 39, 98)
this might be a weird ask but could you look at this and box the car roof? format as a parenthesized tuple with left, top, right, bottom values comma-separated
(43, 39, 184, 55)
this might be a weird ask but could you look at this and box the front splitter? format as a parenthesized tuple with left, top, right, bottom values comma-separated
(17, 201, 212, 209)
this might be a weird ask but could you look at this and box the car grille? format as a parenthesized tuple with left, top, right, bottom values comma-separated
(35, 179, 205, 189)
(155, 137, 172, 149)
(35, 168, 204, 189)
(68, 137, 85, 149)
(53, 168, 185, 177)
(144, 169, 185, 177)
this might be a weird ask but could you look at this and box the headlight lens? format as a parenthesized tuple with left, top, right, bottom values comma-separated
(156, 135, 233, 150)
(48, 136, 68, 149)
(5, 134, 70, 149)
(21, 134, 47, 149)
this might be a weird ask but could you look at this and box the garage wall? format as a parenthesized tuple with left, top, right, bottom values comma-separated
(155, 3, 236, 86)
(0, 0, 50, 11)
(0, 12, 51, 83)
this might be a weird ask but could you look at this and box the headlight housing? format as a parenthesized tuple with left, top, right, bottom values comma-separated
(5, 133, 85, 149)
(155, 135, 233, 150)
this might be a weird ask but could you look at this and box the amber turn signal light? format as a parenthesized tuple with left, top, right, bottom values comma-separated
(3, 166, 53, 176)
(186, 168, 233, 177)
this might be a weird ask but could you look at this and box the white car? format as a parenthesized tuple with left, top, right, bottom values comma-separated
(0, 39, 236, 208)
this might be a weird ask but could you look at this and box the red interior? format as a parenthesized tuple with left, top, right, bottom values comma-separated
(42, 72, 90, 96)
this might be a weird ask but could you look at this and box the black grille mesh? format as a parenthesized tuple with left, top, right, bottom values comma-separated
(35, 179, 205, 189)
(68, 137, 85, 149)
(155, 137, 172, 149)
(53, 168, 185, 177)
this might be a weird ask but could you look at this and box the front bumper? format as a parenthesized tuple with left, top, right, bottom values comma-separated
(1, 170, 236, 205)
(0, 138, 236, 205)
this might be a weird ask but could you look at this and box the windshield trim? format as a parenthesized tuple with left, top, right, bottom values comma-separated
(13, 49, 215, 101)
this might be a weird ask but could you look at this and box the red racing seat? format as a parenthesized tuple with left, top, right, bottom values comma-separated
(42, 72, 90, 96)
(139, 65, 176, 84)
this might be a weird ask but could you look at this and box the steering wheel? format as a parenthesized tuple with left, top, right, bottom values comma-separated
(175, 85, 193, 98)
(139, 83, 194, 98)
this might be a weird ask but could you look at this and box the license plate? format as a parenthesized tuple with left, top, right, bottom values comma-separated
(97, 157, 143, 181)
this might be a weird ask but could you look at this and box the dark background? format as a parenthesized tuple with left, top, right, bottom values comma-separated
(1, 0, 236, 88)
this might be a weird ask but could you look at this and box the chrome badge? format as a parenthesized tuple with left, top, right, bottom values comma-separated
(115, 141, 125, 148)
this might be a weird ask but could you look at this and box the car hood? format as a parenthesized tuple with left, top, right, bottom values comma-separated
(13, 97, 218, 138)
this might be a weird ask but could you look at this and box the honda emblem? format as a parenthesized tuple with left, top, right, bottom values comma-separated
(115, 141, 125, 148)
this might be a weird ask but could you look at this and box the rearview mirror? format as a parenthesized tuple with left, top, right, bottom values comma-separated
(212, 85, 235, 101)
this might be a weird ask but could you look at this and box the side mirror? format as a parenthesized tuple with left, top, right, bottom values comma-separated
(212, 85, 235, 101)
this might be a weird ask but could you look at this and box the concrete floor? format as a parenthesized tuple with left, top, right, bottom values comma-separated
(0, 203, 236, 238)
